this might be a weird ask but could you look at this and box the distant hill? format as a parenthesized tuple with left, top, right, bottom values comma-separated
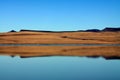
(102, 27, 120, 32)
(85, 29, 100, 32)
(9, 30, 16, 32)
(20, 29, 54, 32)
(8, 27, 120, 33)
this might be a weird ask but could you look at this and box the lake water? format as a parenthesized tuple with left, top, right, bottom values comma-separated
(0, 44, 120, 46)
(0, 56, 120, 80)
(0, 44, 120, 80)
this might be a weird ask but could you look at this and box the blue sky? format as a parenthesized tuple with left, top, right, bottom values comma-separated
(0, 0, 120, 32)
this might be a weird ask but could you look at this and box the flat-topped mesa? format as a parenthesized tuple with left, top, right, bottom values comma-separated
(20, 29, 74, 33)
(19, 27, 120, 33)
(85, 29, 100, 32)
(102, 27, 120, 32)
(20, 29, 53, 32)
(20, 29, 101, 32)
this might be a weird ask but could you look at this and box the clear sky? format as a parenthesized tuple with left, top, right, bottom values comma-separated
(0, 0, 120, 32)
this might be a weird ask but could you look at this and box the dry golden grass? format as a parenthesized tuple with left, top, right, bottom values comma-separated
(0, 31, 120, 44)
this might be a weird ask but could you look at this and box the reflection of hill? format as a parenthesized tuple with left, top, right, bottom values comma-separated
(0, 46, 120, 60)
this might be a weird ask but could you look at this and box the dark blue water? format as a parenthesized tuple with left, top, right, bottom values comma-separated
(0, 56, 120, 80)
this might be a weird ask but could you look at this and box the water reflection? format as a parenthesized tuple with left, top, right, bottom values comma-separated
(0, 44, 120, 46)
(0, 44, 120, 60)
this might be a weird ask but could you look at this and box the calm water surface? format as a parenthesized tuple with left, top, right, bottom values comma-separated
(0, 56, 120, 80)
(0, 44, 120, 46)
(0, 44, 120, 80)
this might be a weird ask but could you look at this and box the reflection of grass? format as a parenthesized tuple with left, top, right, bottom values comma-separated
(0, 46, 120, 58)
(0, 31, 120, 44)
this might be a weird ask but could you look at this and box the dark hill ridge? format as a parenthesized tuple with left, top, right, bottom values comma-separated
(9, 30, 16, 32)
(9, 27, 120, 32)
(20, 29, 80, 33)
(102, 27, 120, 31)
(85, 29, 100, 32)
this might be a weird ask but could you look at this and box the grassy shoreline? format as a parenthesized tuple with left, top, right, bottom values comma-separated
(0, 31, 120, 44)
